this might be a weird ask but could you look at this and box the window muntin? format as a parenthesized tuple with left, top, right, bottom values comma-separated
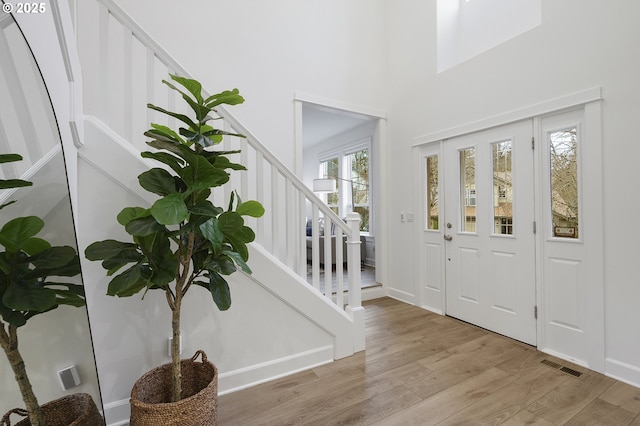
(426, 155, 439, 230)
(549, 127, 579, 239)
(348, 149, 370, 232)
(492, 140, 513, 235)
(460, 147, 476, 232)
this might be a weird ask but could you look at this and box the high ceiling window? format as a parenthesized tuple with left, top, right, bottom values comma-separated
(437, 0, 541, 72)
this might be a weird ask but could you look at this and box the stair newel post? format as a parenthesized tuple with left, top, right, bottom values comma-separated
(346, 212, 366, 352)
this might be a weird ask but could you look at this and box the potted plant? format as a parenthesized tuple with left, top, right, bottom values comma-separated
(85, 75, 264, 425)
(0, 154, 103, 426)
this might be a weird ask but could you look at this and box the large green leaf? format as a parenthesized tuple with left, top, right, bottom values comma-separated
(21, 237, 51, 256)
(184, 156, 229, 191)
(188, 201, 223, 218)
(204, 256, 237, 275)
(125, 216, 166, 236)
(151, 194, 188, 225)
(218, 211, 244, 234)
(204, 89, 245, 108)
(30, 246, 77, 269)
(0, 305, 26, 327)
(141, 151, 185, 176)
(200, 218, 223, 253)
(117, 207, 149, 226)
(213, 156, 246, 171)
(226, 235, 248, 261)
(53, 289, 85, 307)
(167, 75, 203, 103)
(181, 94, 211, 122)
(107, 264, 146, 297)
(101, 251, 143, 275)
(3, 284, 57, 312)
(0, 216, 44, 253)
(208, 271, 231, 311)
(223, 250, 252, 274)
(0, 153, 23, 164)
(0, 179, 32, 189)
(147, 123, 186, 145)
(236, 200, 265, 218)
(139, 168, 178, 196)
(147, 103, 196, 129)
(85, 240, 140, 261)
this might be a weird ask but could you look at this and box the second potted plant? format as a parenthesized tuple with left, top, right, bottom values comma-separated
(85, 75, 264, 425)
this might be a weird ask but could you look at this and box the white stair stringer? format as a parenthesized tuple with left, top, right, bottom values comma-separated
(247, 243, 363, 360)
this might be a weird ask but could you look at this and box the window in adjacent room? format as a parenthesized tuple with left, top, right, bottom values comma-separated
(318, 141, 371, 233)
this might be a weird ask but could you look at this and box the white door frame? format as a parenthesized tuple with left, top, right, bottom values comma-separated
(413, 88, 604, 372)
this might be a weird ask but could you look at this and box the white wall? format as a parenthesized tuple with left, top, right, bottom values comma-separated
(385, 0, 640, 385)
(88, 0, 388, 172)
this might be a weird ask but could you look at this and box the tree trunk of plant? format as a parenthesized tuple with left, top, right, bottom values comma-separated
(171, 295, 182, 403)
(0, 323, 46, 426)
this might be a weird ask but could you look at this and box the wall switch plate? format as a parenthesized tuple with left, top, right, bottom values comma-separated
(57, 365, 81, 390)
(400, 212, 406, 222)
(168, 335, 182, 358)
(406, 212, 415, 222)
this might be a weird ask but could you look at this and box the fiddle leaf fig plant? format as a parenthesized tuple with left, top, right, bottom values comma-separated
(0, 153, 84, 426)
(85, 75, 264, 402)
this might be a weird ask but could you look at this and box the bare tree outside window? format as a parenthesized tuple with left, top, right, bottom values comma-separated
(549, 127, 579, 238)
(460, 147, 476, 232)
(426, 155, 439, 230)
(492, 140, 513, 235)
(350, 149, 370, 232)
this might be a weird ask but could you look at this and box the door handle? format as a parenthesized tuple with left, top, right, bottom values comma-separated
(444, 234, 453, 241)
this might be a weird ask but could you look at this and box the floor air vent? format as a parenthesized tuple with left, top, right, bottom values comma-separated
(541, 359, 583, 378)
(560, 366, 583, 377)
(540, 359, 562, 369)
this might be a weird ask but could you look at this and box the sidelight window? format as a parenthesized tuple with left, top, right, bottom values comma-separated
(549, 127, 579, 238)
(460, 147, 476, 232)
(426, 155, 439, 230)
(492, 140, 513, 235)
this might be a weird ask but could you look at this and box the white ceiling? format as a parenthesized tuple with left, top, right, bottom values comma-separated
(302, 103, 373, 149)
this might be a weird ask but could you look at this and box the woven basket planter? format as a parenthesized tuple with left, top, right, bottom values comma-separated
(130, 350, 218, 426)
(1, 393, 104, 426)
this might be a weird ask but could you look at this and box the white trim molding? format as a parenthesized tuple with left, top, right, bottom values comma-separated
(414, 87, 602, 146)
(294, 92, 387, 120)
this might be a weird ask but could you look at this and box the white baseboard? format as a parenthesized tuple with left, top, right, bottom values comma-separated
(605, 358, 640, 388)
(219, 345, 333, 394)
(103, 398, 130, 426)
(386, 287, 416, 305)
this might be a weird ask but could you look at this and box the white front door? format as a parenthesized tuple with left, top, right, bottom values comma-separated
(443, 120, 536, 345)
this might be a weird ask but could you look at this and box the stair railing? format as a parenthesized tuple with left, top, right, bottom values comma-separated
(77, 0, 362, 313)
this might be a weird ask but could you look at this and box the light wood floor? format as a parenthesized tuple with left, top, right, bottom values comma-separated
(218, 297, 640, 425)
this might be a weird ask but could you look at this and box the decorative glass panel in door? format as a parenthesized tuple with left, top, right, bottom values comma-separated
(492, 140, 513, 235)
(549, 127, 579, 238)
(426, 155, 439, 230)
(460, 147, 476, 232)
